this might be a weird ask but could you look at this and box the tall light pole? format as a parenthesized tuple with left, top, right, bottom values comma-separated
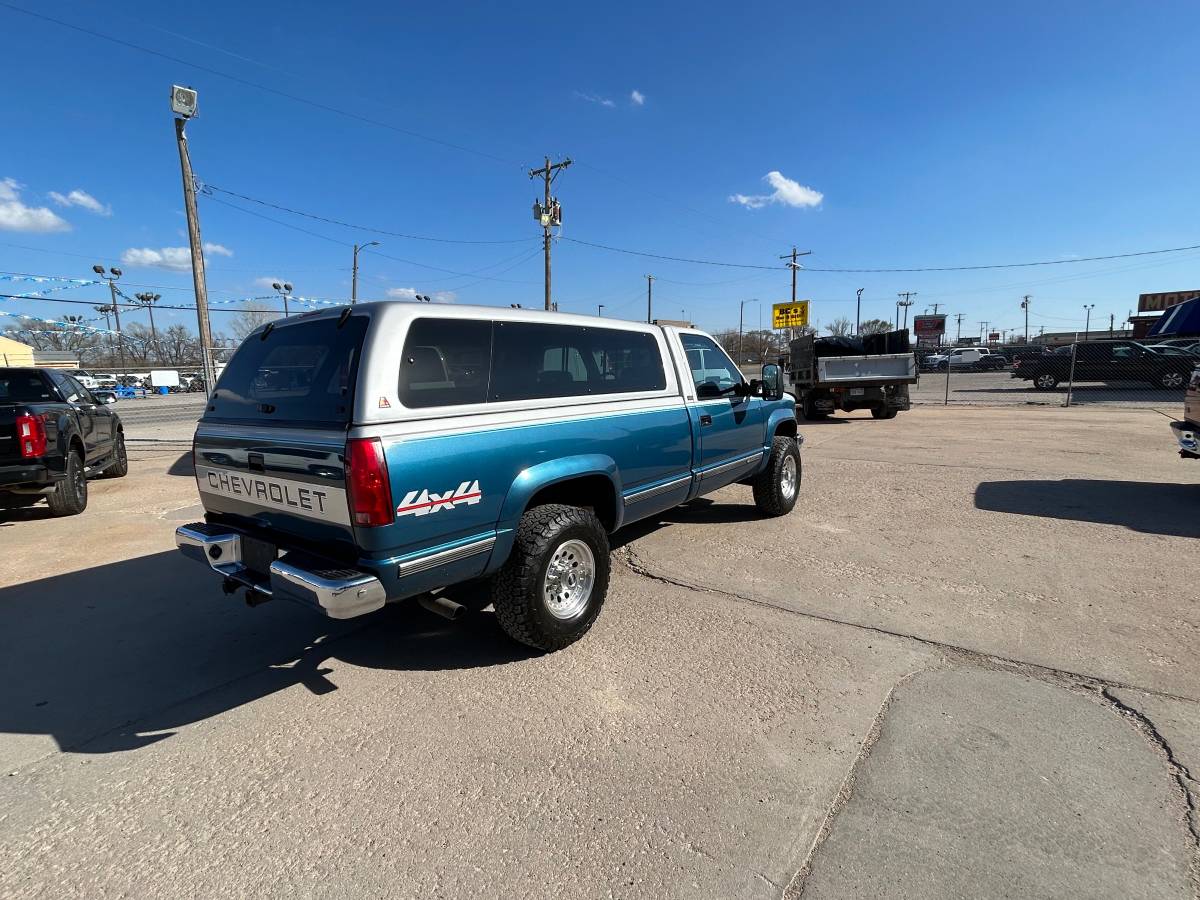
(645, 274, 655, 324)
(134, 292, 162, 362)
(272, 282, 294, 317)
(597, 304, 605, 317)
(1021, 295, 1032, 343)
(92, 265, 126, 377)
(170, 84, 216, 396)
(1083, 303, 1095, 339)
(855, 288, 864, 335)
(351, 241, 380, 304)
(739, 298, 760, 362)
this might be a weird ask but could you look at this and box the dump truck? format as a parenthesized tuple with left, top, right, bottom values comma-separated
(787, 331, 918, 420)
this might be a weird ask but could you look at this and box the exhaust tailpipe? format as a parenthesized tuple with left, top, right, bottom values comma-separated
(418, 593, 465, 621)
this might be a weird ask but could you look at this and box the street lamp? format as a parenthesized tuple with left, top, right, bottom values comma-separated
(92, 265, 127, 378)
(856, 288, 864, 335)
(134, 292, 162, 362)
(351, 241, 381, 304)
(272, 281, 294, 317)
(739, 298, 760, 362)
(1083, 303, 1095, 340)
(1020, 295, 1032, 343)
(597, 304, 605, 317)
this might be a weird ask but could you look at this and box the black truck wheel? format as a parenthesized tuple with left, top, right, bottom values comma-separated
(752, 436, 802, 517)
(871, 406, 898, 419)
(1156, 370, 1186, 389)
(801, 396, 829, 420)
(100, 430, 129, 478)
(47, 448, 87, 517)
(491, 503, 610, 652)
(1033, 373, 1060, 390)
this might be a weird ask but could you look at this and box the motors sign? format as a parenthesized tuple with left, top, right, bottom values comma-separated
(913, 314, 946, 338)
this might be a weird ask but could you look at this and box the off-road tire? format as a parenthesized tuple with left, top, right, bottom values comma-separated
(100, 429, 129, 478)
(47, 449, 87, 517)
(491, 504, 610, 652)
(871, 406, 898, 420)
(752, 436, 802, 517)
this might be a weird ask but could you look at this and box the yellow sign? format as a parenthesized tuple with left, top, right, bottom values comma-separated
(772, 301, 809, 329)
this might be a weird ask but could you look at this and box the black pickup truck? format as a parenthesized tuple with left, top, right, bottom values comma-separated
(0, 367, 128, 515)
(1011, 340, 1192, 391)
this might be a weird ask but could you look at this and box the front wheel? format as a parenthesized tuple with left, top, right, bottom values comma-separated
(752, 436, 802, 517)
(1033, 373, 1059, 390)
(871, 406, 898, 420)
(491, 504, 610, 652)
(1157, 370, 1186, 389)
(100, 430, 128, 478)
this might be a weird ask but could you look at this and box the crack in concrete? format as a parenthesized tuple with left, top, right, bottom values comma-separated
(782, 667, 930, 899)
(616, 545, 1199, 706)
(618, 546, 1200, 899)
(1098, 687, 1200, 896)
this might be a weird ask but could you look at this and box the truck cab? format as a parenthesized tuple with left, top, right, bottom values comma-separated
(176, 303, 801, 651)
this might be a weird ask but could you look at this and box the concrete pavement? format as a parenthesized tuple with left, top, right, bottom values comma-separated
(1, 404, 1197, 898)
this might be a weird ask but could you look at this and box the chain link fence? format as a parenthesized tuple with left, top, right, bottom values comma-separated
(910, 339, 1197, 409)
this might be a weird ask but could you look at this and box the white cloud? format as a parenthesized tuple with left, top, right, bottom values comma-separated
(729, 170, 824, 210)
(204, 242, 233, 257)
(48, 189, 111, 216)
(121, 247, 192, 270)
(0, 178, 70, 233)
(254, 276, 284, 290)
(574, 91, 615, 108)
(631, 89, 645, 106)
(386, 287, 457, 303)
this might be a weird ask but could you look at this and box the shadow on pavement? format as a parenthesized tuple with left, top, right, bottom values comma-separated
(167, 451, 195, 477)
(0, 551, 536, 756)
(974, 479, 1200, 538)
(613, 497, 766, 550)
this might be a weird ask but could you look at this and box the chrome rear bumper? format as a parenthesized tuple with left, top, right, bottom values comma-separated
(175, 523, 386, 620)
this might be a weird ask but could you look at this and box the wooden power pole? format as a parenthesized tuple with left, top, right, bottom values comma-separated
(778, 247, 813, 303)
(529, 156, 572, 310)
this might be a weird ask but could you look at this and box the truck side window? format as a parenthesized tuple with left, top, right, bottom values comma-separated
(490, 323, 665, 402)
(398, 318, 492, 408)
(680, 333, 741, 394)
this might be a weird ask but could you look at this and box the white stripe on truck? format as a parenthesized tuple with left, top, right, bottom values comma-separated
(196, 465, 351, 526)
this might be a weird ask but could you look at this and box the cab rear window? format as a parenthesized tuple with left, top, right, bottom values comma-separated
(208, 316, 368, 427)
(0, 370, 53, 403)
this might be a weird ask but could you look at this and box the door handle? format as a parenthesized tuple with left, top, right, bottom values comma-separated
(247, 452, 265, 473)
(699, 414, 713, 426)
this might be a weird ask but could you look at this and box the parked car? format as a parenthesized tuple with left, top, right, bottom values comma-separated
(923, 347, 1005, 371)
(1147, 343, 1200, 358)
(1152, 337, 1200, 351)
(0, 367, 128, 515)
(1010, 340, 1191, 390)
(176, 303, 801, 651)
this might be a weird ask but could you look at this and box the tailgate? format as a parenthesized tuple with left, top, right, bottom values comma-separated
(194, 312, 369, 557)
(817, 353, 918, 385)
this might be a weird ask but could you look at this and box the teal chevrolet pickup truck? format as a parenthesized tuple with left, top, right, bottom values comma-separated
(176, 303, 801, 651)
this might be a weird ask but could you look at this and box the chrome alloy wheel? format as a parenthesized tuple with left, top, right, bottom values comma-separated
(780, 453, 798, 501)
(543, 539, 595, 621)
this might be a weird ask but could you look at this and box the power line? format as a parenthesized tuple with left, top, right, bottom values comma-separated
(561, 237, 780, 270)
(203, 184, 535, 245)
(0, 2, 520, 167)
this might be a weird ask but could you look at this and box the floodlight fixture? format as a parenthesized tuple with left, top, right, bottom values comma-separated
(171, 84, 198, 119)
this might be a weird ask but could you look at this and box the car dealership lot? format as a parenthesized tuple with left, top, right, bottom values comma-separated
(2, 406, 1197, 898)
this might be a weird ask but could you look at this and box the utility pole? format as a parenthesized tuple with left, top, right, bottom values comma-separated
(778, 247, 813, 303)
(1108, 312, 1114, 337)
(92, 265, 127, 377)
(954, 313, 965, 343)
(855, 288, 864, 335)
(134, 292, 162, 363)
(981, 321, 989, 343)
(172, 86, 217, 396)
(896, 292, 916, 330)
(1020, 295, 1031, 343)
(529, 156, 572, 311)
(645, 274, 655, 324)
(351, 241, 380, 304)
(927, 303, 942, 314)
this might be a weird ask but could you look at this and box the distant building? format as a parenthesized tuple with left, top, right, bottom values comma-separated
(0, 336, 79, 368)
(1131, 290, 1200, 338)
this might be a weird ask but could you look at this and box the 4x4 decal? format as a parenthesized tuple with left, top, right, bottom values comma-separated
(397, 480, 482, 517)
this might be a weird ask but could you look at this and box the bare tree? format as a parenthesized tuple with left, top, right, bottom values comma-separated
(858, 318, 893, 336)
(3, 321, 101, 355)
(826, 317, 853, 336)
(161, 324, 199, 365)
(229, 302, 279, 340)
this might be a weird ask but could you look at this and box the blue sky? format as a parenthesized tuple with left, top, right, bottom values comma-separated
(2, 0, 1199, 340)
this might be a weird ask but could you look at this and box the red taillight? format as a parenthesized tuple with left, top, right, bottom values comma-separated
(346, 437, 394, 527)
(15, 413, 47, 458)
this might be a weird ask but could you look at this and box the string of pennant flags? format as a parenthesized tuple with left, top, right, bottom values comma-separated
(0, 273, 100, 300)
(0, 309, 149, 342)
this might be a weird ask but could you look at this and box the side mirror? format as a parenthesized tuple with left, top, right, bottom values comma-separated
(732, 381, 751, 399)
(760, 364, 784, 401)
